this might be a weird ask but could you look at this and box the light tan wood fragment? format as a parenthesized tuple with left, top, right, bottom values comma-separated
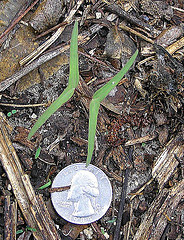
(166, 36, 184, 55)
(125, 134, 157, 146)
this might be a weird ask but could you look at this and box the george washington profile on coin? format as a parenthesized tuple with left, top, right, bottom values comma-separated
(67, 170, 99, 217)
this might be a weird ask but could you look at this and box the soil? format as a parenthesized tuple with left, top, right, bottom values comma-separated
(0, 0, 184, 239)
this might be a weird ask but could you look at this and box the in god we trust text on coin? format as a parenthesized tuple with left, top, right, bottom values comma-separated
(51, 163, 112, 224)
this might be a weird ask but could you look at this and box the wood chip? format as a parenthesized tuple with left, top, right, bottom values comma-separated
(125, 134, 157, 146)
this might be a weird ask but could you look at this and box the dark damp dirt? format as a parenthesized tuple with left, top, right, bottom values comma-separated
(0, 0, 184, 239)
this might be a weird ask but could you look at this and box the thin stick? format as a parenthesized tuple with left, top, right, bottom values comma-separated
(0, 0, 40, 41)
(171, 6, 184, 13)
(34, 22, 68, 40)
(79, 50, 117, 73)
(91, 223, 106, 240)
(105, 3, 154, 34)
(0, 102, 48, 108)
(130, 178, 153, 201)
(119, 23, 154, 44)
(124, 134, 157, 146)
(126, 201, 134, 240)
(49, 186, 70, 193)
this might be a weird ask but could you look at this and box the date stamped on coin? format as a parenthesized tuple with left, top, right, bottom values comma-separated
(51, 163, 112, 224)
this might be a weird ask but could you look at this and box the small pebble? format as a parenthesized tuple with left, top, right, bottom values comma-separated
(7, 184, 11, 191)
(31, 113, 37, 119)
(96, 12, 102, 19)
(83, 227, 93, 239)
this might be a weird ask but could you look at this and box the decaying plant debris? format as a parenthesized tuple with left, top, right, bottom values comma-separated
(0, 113, 61, 240)
(0, 0, 184, 239)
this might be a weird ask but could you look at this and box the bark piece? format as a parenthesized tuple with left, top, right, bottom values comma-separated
(13, 126, 41, 151)
(152, 133, 184, 189)
(140, 0, 173, 20)
(156, 26, 183, 48)
(166, 36, 184, 55)
(62, 223, 88, 240)
(29, 0, 64, 32)
(0, 113, 61, 240)
(104, 27, 137, 67)
(158, 126, 168, 146)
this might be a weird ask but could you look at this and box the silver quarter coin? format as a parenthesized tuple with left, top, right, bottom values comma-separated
(51, 163, 112, 224)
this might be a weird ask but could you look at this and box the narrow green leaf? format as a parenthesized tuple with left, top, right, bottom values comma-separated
(86, 50, 138, 166)
(69, 21, 79, 88)
(35, 146, 41, 159)
(38, 179, 51, 190)
(93, 50, 138, 102)
(106, 218, 116, 223)
(28, 88, 74, 139)
(86, 99, 100, 166)
(28, 21, 79, 140)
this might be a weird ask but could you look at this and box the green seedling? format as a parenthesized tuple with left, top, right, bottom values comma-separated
(101, 227, 105, 235)
(38, 179, 52, 190)
(28, 20, 79, 140)
(35, 146, 41, 159)
(106, 218, 116, 224)
(27, 19, 138, 167)
(7, 109, 17, 117)
(7, 112, 12, 117)
(11, 109, 17, 114)
(16, 229, 24, 235)
(26, 227, 37, 232)
(16, 226, 37, 235)
(86, 49, 138, 166)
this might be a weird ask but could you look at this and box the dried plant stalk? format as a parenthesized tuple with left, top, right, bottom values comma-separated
(0, 113, 61, 240)
(152, 133, 184, 189)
